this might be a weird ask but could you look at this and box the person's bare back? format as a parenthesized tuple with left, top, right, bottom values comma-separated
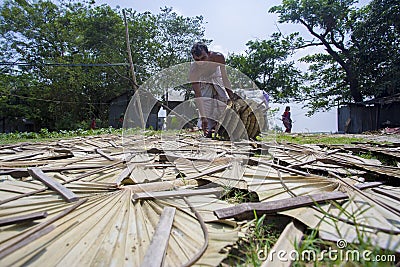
(189, 42, 234, 136)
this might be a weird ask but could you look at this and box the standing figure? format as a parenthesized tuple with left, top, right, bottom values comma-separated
(282, 106, 292, 133)
(90, 118, 96, 130)
(262, 90, 270, 131)
(189, 42, 234, 137)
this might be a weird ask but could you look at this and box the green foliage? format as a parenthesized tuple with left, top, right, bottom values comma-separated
(270, 0, 400, 114)
(358, 151, 398, 167)
(222, 188, 259, 204)
(292, 229, 326, 266)
(227, 32, 304, 103)
(225, 213, 280, 267)
(270, 0, 363, 105)
(300, 53, 351, 114)
(352, 0, 400, 98)
(122, 7, 209, 93)
(0, 127, 123, 144)
(0, 0, 127, 130)
(0, 1, 207, 131)
(267, 133, 366, 145)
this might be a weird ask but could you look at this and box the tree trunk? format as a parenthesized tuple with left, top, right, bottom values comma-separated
(320, 39, 363, 103)
(347, 72, 363, 102)
(300, 18, 364, 103)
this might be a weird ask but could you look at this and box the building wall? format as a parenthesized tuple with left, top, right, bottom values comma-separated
(338, 103, 400, 134)
(109, 93, 131, 128)
(109, 93, 163, 130)
(338, 104, 378, 134)
(378, 103, 400, 128)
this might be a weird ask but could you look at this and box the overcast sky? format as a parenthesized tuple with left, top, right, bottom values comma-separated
(97, 0, 311, 54)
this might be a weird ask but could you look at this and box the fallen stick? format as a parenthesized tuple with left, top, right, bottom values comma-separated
(28, 167, 79, 202)
(214, 181, 384, 220)
(0, 211, 48, 226)
(0, 161, 122, 205)
(214, 191, 348, 220)
(140, 207, 176, 267)
(0, 199, 86, 259)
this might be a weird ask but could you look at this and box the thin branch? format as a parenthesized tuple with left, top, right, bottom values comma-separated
(106, 62, 131, 82)
(298, 42, 324, 49)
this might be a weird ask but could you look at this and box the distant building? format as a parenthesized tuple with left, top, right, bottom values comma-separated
(338, 93, 400, 133)
(0, 117, 35, 133)
(158, 107, 167, 130)
(109, 92, 132, 128)
(164, 89, 186, 111)
(108, 89, 186, 130)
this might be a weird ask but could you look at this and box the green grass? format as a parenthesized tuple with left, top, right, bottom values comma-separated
(357, 151, 398, 167)
(220, 188, 280, 266)
(0, 127, 125, 145)
(293, 231, 398, 267)
(222, 187, 259, 204)
(292, 201, 399, 266)
(265, 133, 367, 145)
(223, 213, 280, 267)
(1, 129, 371, 146)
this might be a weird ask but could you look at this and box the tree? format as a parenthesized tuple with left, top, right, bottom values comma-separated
(0, 0, 128, 129)
(0, 1, 208, 131)
(155, 7, 207, 68)
(227, 32, 304, 103)
(270, 0, 400, 113)
(352, 0, 400, 98)
(123, 7, 209, 96)
(270, 0, 363, 103)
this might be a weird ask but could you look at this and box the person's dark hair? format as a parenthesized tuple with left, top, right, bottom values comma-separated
(285, 106, 290, 111)
(191, 42, 208, 57)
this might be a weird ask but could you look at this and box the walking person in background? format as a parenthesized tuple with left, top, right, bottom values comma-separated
(282, 106, 292, 133)
(90, 118, 96, 130)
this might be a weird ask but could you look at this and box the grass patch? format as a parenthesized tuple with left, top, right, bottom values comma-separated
(0, 127, 126, 145)
(291, 201, 399, 266)
(292, 230, 398, 267)
(357, 152, 398, 167)
(223, 213, 281, 267)
(267, 133, 367, 145)
(222, 188, 259, 204)
(220, 188, 282, 266)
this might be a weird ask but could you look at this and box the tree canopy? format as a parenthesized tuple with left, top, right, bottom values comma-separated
(227, 32, 304, 104)
(267, 0, 400, 113)
(1, 0, 398, 129)
(0, 0, 207, 130)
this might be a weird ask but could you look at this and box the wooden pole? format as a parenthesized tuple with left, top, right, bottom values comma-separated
(123, 9, 145, 128)
(123, 9, 138, 92)
(122, 10, 195, 129)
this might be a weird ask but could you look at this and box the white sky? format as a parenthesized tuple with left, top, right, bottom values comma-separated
(98, 0, 311, 54)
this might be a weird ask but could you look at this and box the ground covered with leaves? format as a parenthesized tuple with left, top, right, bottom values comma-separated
(0, 131, 399, 266)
